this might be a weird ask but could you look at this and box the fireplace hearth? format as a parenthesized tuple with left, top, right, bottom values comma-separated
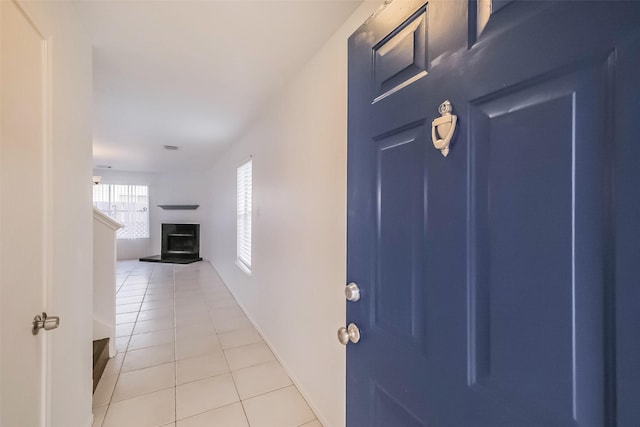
(140, 223, 202, 264)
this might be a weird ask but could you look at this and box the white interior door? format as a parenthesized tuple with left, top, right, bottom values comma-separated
(1, 0, 51, 425)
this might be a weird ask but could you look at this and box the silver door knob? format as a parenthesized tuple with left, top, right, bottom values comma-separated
(32, 312, 60, 335)
(337, 323, 361, 345)
(345, 283, 361, 302)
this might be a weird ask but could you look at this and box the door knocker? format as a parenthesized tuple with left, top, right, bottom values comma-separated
(431, 100, 457, 157)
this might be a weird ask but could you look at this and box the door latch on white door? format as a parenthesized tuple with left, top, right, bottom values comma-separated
(32, 312, 60, 335)
(431, 100, 457, 157)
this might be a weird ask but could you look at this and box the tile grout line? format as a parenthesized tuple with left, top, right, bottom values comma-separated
(220, 332, 252, 427)
(115, 270, 153, 386)
(241, 383, 296, 403)
(175, 266, 253, 426)
(172, 265, 178, 426)
(173, 400, 241, 424)
(113, 270, 141, 368)
(109, 382, 175, 405)
(100, 270, 138, 427)
(207, 273, 254, 427)
(96, 264, 130, 427)
(100, 350, 289, 407)
(117, 285, 144, 410)
(96, 263, 140, 427)
(101, 265, 154, 427)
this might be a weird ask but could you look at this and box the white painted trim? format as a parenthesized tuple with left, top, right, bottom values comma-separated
(0, 3, 3, 424)
(235, 260, 252, 276)
(10, 3, 53, 426)
(41, 34, 53, 427)
(235, 153, 253, 168)
(93, 207, 124, 230)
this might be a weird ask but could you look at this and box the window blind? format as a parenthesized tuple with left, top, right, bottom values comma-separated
(237, 160, 252, 271)
(93, 184, 149, 239)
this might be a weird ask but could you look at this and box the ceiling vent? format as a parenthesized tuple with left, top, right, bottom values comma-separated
(164, 145, 179, 151)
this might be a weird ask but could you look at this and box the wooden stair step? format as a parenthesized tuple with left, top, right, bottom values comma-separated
(92, 338, 110, 393)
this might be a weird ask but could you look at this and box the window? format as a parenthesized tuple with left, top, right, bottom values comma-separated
(237, 160, 252, 272)
(93, 184, 149, 239)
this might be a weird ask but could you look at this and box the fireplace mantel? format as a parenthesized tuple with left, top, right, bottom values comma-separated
(157, 204, 199, 210)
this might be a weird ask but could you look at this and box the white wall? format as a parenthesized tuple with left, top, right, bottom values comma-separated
(205, 2, 381, 426)
(20, 1, 94, 426)
(153, 171, 211, 258)
(96, 169, 211, 260)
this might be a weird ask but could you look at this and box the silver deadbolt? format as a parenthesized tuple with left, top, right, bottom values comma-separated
(32, 312, 60, 335)
(337, 323, 361, 345)
(345, 282, 361, 302)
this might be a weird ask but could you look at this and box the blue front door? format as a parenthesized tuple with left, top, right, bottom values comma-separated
(346, 1, 640, 426)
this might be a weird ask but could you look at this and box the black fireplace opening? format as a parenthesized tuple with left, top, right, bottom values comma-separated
(166, 234, 195, 254)
(162, 223, 200, 260)
(140, 223, 203, 264)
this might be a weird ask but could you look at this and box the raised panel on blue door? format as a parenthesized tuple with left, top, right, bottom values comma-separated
(474, 93, 574, 421)
(373, 7, 428, 103)
(468, 62, 611, 426)
(492, 0, 513, 13)
(474, 0, 514, 40)
(375, 124, 426, 346)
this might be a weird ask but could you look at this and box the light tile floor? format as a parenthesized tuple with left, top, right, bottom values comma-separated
(93, 260, 322, 427)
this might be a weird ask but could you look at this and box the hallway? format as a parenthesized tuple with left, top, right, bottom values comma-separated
(92, 261, 322, 427)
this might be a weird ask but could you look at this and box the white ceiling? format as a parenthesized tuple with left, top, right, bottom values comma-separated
(79, 0, 361, 173)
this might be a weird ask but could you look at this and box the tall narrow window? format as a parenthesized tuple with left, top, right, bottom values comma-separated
(237, 160, 252, 273)
(93, 184, 149, 239)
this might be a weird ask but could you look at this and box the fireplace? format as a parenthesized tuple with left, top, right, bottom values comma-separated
(162, 223, 200, 260)
(140, 223, 202, 264)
